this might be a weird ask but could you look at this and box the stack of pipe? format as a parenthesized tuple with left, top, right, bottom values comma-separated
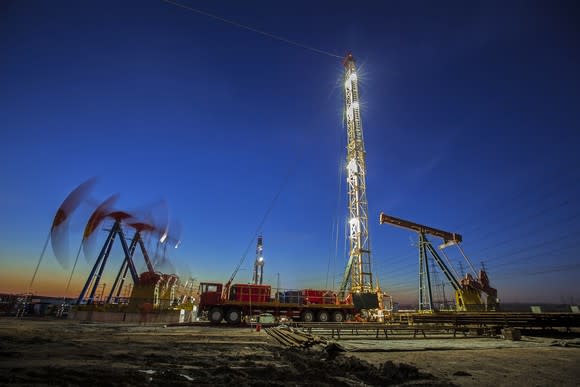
(264, 327, 327, 348)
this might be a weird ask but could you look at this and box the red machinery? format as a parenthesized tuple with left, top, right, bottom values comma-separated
(199, 282, 354, 324)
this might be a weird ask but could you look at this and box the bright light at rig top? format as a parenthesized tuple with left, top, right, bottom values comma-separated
(347, 158, 358, 173)
(160, 232, 168, 243)
(345, 72, 357, 88)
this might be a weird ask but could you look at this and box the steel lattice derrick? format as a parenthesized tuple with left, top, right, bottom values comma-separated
(340, 53, 374, 297)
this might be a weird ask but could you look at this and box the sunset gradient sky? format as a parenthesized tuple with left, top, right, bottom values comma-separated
(1, 1, 579, 305)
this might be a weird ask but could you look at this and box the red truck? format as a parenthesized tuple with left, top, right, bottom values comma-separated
(199, 282, 357, 324)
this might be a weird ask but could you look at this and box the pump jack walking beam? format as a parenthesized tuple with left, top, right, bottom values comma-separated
(379, 213, 462, 244)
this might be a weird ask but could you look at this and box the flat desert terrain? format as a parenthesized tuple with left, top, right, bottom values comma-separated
(0, 318, 579, 386)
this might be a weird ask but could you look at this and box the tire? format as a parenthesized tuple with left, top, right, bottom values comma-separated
(301, 310, 314, 322)
(225, 308, 242, 324)
(331, 311, 344, 323)
(209, 307, 224, 324)
(316, 310, 329, 322)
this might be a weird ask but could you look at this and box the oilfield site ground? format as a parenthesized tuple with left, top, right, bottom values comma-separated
(1, 318, 579, 386)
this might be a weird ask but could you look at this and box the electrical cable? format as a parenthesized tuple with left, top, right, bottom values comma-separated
(460, 169, 580, 235)
(493, 244, 576, 270)
(326, 134, 346, 291)
(28, 229, 52, 292)
(469, 210, 580, 254)
(64, 242, 84, 300)
(465, 196, 580, 250)
(161, 0, 342, 58)
(494, 263, 580, 280)
(482, 232, 576, 265)
(227, 155, 299, 286)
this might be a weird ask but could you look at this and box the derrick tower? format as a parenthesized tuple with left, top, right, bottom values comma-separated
(339, 53, 374, 297)
(252, 234, 264, 285)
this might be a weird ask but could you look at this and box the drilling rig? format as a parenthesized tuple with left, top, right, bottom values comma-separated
(338, 53, 381, 311)
(196, 53, 388, 324)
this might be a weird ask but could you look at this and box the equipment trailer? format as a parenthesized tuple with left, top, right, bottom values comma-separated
(199, 282, 357, 324)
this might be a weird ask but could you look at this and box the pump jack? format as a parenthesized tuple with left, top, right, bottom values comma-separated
(106, 222, 156, 304)
(379, 212, 498, 312)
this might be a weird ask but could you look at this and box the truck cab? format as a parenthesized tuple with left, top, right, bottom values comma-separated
(199, 282, 222, 309)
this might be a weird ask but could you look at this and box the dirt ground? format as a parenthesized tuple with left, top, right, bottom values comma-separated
(0, 318, 579, 386)
(348, 345, 580, 386)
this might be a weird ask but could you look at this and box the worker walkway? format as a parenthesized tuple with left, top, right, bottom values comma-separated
(409, 312, 580, 332)
(291, 312, 580, 340)
(265, 325, 580, 353)
(292, 322, 462, 340)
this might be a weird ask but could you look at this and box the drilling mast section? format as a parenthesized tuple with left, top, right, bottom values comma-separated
(253, 235, 264, 285)
(340, 53, 374, 300)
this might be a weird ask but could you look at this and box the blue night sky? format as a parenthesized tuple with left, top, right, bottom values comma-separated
(1, 1, 578, 305)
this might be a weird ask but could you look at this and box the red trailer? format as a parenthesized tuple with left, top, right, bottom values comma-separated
(302, 289, 338, 305)
(198, 282, 356, 324)
(230, 284, 271, 303)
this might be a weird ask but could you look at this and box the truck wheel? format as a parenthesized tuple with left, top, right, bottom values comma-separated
(225, 308, 242, 324)
(301, 310, 314, 322)
(209, 307, 224, 324)
(331, 311, 344, 322)
(317, 310, 329, 322)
